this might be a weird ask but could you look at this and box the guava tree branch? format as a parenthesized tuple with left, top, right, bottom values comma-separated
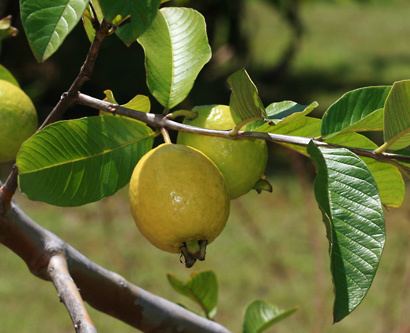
(48, 254, 97, 333)
(0, 17, 230, 333)
(0, 20, 112, 209)
(0, 202, 231, 333)
(77, 92, 410, 164)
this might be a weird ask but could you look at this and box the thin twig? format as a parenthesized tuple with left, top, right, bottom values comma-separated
(0, 20, 112, 211)
(77, 93, 410, 164)
(0, 202, 231, 333)
(48, 254, 97, 333)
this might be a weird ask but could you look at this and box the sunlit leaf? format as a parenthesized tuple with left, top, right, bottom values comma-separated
(383, 80, 410, 150)
(321, 86, 390, 138)
(17, 116, 154, 206)
(138, 8, 211, 109)
(167, 271, 218, 319)
(20, 0, 89, 61)
(228, 69, 266, 126)
(265, 100, 318, 124)
(101, 89, 150, 113)
(326, 133, 405, 208)
(308, 142, 385, 322)
(243, 300, 296, 333)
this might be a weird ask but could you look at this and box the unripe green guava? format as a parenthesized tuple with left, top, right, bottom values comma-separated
(0, 80, 37, 162)
(177, 105, 268, 199)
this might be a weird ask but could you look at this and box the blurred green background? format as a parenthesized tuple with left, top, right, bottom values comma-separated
(1, 0, 410, 332)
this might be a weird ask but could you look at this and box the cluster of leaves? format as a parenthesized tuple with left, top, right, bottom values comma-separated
(7, 0, 410, 327)
(167, 271, 296, 333)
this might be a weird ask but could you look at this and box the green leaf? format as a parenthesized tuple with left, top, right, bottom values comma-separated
(17, 116, 154, 206)
(0, 64, 19, 86)
(265, 100, 318, 124)
(82, 5, 96, 42)
(308, 143, 385, 322)
(99, 0, 160, 45)
(228, 69, 266, 126)
(20, 0, 90, 62)
(138, 8, 211, 109)
(102, 89, 117, 104)
(326, 133, 405, 208)
(167, 271, 218, 319)
(123, 94, 150, 113)
(81, 1, 103, 43)
(242, 300, 296, 333)
(383, 80, 410, 150)
(361, 157, 405, 208)
(258, 115, 404, 207)
(321, 86, 390, 138)
(101, 90, 150, 115)
(257, 116, 321, 155)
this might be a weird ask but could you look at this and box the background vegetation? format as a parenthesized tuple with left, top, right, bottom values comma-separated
(1, 0, 410, 332)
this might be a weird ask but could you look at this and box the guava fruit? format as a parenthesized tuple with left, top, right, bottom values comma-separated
(129, 143, 230, 267)
(0, 80, 37, 162)
(177, 105, 268, 198)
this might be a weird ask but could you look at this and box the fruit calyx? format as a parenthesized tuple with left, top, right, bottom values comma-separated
(180, 240, 208, 268)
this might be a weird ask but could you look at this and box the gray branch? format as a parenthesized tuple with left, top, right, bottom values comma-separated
(77, 92, 410, 164)
(0, 203, 231, 333)
(48, 254, 97, 333)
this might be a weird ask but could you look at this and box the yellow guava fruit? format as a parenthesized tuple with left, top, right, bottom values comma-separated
(0, 80, 37, 162)
(177, 105, 268, 199)
(129, 143, 230, 267)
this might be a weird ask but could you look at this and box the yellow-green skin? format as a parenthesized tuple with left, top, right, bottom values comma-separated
(0, 80, 37, 162)
(177, 105, 268, 199)
(129, 144, 230, 253)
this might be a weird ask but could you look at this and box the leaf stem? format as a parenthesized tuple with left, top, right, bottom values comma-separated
(374, 142, 389, 154)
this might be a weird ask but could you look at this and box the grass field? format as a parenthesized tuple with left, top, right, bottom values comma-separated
(1, 174, 410, 333)
(1, 1, 410, 332)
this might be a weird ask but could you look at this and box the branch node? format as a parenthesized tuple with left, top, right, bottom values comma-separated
(61, 92, 69, 100)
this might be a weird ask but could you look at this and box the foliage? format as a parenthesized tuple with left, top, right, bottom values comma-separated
(0, 0, 409, 331)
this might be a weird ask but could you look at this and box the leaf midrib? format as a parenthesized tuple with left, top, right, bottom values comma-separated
(20, 133, 153, 175)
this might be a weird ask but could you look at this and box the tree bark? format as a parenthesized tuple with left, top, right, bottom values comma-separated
(0, 202, 231, 333)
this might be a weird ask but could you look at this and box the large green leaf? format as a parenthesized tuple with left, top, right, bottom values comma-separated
(228, 69, 266, 126)
(138, 8, 211, 109)
(308, 143, 385, 322)
(17, 116, 154, 206)
(257, 115, 404, 207)
(20, 0, 89, 62)
(326, 133, 405, 208)
(383, 80, 410, 150)
(321, 86, 390, 138)
(167, 271, 218, 319)
(242, 300, 296, 333)
(99, 0, 160, 45)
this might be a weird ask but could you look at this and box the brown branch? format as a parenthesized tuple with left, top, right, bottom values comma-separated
(77, 92, 410, 164)
(48, 254, 97, 333)
(0, 203, 231, 333)
(0, 20, 112, 211)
